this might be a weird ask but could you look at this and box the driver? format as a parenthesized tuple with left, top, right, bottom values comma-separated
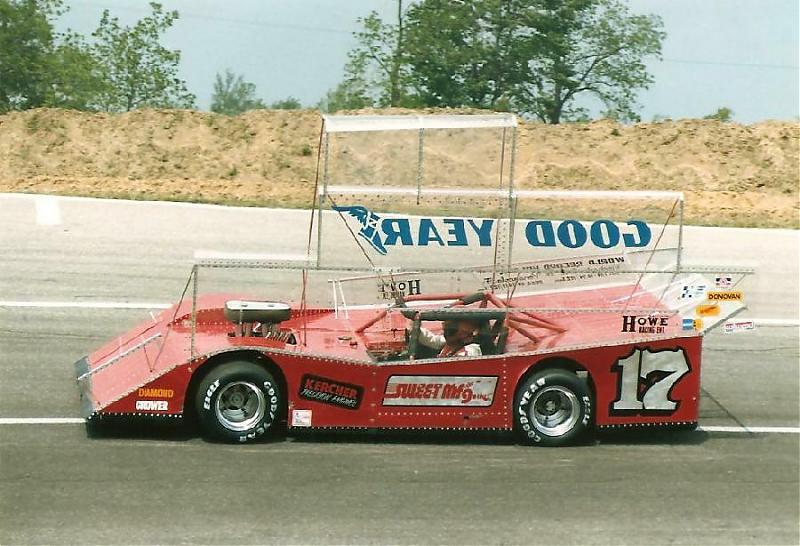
(419, 319, 481, 357)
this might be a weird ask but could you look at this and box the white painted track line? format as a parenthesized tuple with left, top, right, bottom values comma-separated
(698, 425, 800, 434)
(0, 418, 797, 434)
(0, 418, 85, 425)
(0, 301, 172, 309)
(749, 318, 800, 327)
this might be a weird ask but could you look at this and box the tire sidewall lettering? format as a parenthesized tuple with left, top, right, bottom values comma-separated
(197, 366, 282, 443)
(203, 379, 220, 410)
(515, 371, 592, 446)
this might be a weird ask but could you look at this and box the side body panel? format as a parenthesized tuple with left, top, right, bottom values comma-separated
(269, 336, 702, 430)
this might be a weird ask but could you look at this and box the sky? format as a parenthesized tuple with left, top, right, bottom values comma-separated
(55, 0, 799, 123)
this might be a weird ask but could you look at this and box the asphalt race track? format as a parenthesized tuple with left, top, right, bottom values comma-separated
(1, 194, 798, 545)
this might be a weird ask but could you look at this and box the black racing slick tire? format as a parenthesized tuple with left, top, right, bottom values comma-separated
(514, 369, 593, 447)
(195, 360, 282, 443)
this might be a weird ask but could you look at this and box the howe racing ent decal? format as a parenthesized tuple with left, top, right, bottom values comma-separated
(383, 376, 498, 407)
(333, 205, 651, 255)
(299, 374, 363, 410)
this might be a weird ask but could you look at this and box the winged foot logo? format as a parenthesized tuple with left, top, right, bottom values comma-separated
(333, 205, 651, 255)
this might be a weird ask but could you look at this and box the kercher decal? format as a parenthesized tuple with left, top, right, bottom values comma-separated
(383, 376, 498, 407)
(333, 205, 651, 255)
(299, 374, 363, 410)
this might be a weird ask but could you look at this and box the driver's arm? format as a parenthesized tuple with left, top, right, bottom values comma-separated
(417, 326, 445, 350)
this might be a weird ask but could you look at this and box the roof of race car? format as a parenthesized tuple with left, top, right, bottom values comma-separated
(322, 113, 517, 133)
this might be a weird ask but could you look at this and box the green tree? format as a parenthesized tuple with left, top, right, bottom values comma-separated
(210, 69, 265, 114)
(0, 0, 54, 110)
(703, 107, 733, 122)
(516, 0, 665, 123)
(0, 0, 100, 111)
(91, 2, 195, 111)
(401, 0, 526, 109)
(339, 0, 664, 123)
(46, 32, 104, 109)
(340, 1, 413, 107)
(316, 80, 372, 113)
(270, 96, 302, 110)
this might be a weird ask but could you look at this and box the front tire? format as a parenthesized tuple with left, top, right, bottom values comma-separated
(195, 360, 282, 443)
(515, 369, 593, 446)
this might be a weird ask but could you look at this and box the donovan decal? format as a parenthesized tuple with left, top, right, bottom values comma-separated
(707, 291, 743, 301)
(383, 376, 498, 407)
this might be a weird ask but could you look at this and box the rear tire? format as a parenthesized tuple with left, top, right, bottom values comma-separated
(515, 369, 593, 446)
(195, 360, 282, 443)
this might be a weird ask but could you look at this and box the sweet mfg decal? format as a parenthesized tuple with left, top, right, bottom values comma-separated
(299, 375, 363, 410)
(383, 376, 498, 407)
(333, 205, 651, 255)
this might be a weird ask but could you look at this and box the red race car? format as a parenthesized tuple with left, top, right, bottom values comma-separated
(75, 114, 750, 446)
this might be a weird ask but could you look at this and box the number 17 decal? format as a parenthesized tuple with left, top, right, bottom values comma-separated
(611, 347, 690, 414)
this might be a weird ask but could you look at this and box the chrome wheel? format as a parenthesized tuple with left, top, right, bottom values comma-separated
(530, 385, 580, 437)
(214, 381, 266, 432)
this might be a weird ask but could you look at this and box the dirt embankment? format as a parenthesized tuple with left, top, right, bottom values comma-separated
(0, 108, 797, 228)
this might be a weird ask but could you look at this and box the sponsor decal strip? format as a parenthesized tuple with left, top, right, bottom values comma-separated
(707, 291, 743, 301)
(299, 374, 363, 410)
(383, 375, 498, 407)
